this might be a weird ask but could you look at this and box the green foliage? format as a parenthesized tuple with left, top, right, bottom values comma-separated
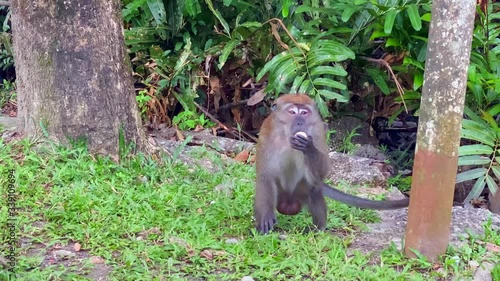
(387, 174, 412, 192)
(337, 125, 361, 154)
(493, 263, 500, 281)
(0, 79, 15, 108)
(376, 219, 499, 279)
(466, 1, 500, 111)
(172, 110, 215, 130)
(136, 89, 152, 118)
(365, 0, 430, 91)
(457, 107, 500, 204)
(0, 7, 13, 73)
(257, 40, 353, 117)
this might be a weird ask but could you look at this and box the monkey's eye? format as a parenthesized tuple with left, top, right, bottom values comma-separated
(271, 104, 277, 111)
(299, 109, 309, 115)
(288, 108, 298, 115)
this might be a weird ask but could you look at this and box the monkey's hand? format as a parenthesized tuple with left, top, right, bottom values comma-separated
(290, 133, 315, 154)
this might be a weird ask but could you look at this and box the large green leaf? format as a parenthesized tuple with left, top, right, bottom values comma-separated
(492, 166, 500, 182)
(413, 72, 423, 90)
(290, 73, 307, 94)
(464, 106, 489, 126)
(487, 103, 500, 116)
(313, 78, 347, 90)
(384, 9, 398, 34)
(310, 65, 348, 77)
(457, 155, 491, 166)
(218, 39, 239, 69)
(295, 5, 336, 14)
(481, 110, 499, 130)
(463, 176, 486, 204)
(307, 51, 352, 68)
(485, 174, 498, 194)
(298, 79, 313, 94)
(174, 38, 192, 73)
(366, 68, 390, 94)
(406, 4, 422, 31)
(461, 127, 496, 147)
(341, 6, 358, 22)
(184, 0, 202, 17)
(123, 0, 148, 20)
(456, 167, 487, 183)
(147, 0, 167, 25)
(458, 144, 494, 156)
(265, 57, 302, 93)
(205, 0, 230, 36)
(314, 95, 328, 117)
(310, 41, 356, 60)
(282, 0, 292, 17)
(318, 89, 348, 102)
(256, 48, 303, 81)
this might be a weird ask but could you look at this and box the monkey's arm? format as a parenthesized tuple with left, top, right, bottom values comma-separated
(322, 183, 409, 210)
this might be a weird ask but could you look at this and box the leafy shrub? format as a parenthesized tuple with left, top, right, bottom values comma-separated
(456, 107, 499, 203)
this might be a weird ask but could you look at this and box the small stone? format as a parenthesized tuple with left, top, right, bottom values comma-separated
(278, 234, 287, 240)
(52, 250, 76, 259)
(468, 260, 479, 270)
(214, 183, 234, 197)
(436, 268, 446, 277)
(225, 238, 239, 244)
(241, 276, 254, 281)
(473, 261, 494, 281)
(89, 256, 105, 264)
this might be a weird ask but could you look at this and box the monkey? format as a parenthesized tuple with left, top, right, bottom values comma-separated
(254, 94, 409, 234)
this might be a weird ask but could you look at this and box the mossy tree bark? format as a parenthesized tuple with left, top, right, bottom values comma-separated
(11, 0, 148, 157)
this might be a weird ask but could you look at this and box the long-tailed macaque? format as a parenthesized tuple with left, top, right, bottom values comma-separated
(254, 94, 409, 234)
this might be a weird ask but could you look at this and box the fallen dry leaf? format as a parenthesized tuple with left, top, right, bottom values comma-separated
(199, 249, 227, 260)
(246, 88, 266, 106)
(194, 124, 204, 132)
(486, 242, 500, 253)
(169, 236, 195, 257)
(476, 240, 500, 253)
(200, 249, 214, 260)
(175, 126, 185, 141)
(248, 154, 256, 163)
(234, 150, 249, 162)
(89, 256, 105, 264)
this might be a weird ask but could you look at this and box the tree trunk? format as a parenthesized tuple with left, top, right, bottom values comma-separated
(11, 0, 148, 157)
(403, 0, 476, 261)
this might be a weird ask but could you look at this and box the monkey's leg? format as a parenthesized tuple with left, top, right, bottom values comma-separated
(308, 187, 327, 230)
(254, 177, 278, 234)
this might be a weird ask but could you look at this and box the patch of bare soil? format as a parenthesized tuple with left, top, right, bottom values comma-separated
(19, 228, 111, 280)
(349, 206, 500, 279)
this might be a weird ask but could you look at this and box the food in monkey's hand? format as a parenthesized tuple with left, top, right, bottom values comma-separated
(294, 131, 307, 138)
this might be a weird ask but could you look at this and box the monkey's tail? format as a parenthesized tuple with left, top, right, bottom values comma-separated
(321, 183, 409, 210)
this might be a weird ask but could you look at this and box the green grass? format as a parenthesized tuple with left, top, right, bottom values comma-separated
(0, 139, 498, 280)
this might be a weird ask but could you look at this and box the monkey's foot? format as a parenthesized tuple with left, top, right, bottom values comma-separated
(256, 213, 277, 234)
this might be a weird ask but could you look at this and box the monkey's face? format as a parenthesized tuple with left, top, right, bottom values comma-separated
(275, 103, 316, 136)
